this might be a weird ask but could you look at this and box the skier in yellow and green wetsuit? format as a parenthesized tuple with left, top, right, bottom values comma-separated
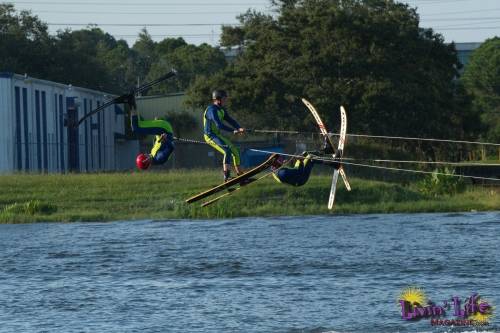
(204, 90, 245, 181)
(129, 102, 175, 170)
(271, 149, 338, 186)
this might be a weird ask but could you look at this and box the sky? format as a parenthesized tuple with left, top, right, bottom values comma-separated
(6, 0, 500, 47)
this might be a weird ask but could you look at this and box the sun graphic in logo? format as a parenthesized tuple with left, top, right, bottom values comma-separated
(468, 297, 494, 322)
(399, 286, 427, 306)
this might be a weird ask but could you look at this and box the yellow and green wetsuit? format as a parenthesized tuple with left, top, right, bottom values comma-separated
(131, 115, 174, 165)
(273, 155, 315, 186)
(203, 104, 241, 166)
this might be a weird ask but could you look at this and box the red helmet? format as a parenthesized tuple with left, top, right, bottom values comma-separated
(136, 153, 151, 170)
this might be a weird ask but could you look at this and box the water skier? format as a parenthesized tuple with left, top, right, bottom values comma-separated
(126, 94, 175, 170)
(272, 152, 339, 187)
(204, 89, 245, 181)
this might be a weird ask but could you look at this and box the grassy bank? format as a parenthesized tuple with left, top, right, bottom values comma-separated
(0, 170, 498, 223)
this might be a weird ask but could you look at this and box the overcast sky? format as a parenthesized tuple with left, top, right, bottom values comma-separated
(7, 0, 500, 46)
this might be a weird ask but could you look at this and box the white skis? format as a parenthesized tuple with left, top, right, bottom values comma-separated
(301, 99, 351, 209)
(328, 106, 348, 209)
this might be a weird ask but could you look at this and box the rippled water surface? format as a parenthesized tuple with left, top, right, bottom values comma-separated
(0, 212, 499, 333)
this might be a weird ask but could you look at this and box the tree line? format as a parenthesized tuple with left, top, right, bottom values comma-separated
(0, 3, 226, 95)
(1, 1, 498, 158)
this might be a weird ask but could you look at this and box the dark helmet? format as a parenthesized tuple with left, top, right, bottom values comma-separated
(271, 155, 285, 171)
(212, 89, 228, 100)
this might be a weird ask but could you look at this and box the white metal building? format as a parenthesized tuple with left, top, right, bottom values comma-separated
(455, 42, 482, 67)
(0, 73, 138, 173)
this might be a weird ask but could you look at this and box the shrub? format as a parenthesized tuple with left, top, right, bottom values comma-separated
(418, 168, 466, 197)
(2, 200, 57, 215)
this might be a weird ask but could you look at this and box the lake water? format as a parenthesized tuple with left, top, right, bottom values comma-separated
(0, 212, 499, 333)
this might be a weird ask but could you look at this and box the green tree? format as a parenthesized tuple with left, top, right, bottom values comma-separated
(51, 27, 142, 94)
(156, 37, 187, 55)
(147, 43, 227, 93)
(0, 4, 139, 93)
(220, 25, 245, 47)
(462, 37, 500, 142)
(0, 4, 52, 77)
(51, 27, 119, 92)
(97, 39, 137, 93)
(186, 0, 468, 143)
(132, 28, 158, 81)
